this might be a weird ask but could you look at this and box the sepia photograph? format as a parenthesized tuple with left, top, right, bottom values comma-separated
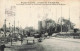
(0, 0, 80, 51)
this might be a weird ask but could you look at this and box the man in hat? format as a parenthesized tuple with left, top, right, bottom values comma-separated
(0, 43, 6, 51)
(0, 42, 11, 51)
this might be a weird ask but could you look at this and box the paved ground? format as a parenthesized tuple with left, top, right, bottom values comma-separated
(40, 37, 80, 51)
(4, 37, 80, 51)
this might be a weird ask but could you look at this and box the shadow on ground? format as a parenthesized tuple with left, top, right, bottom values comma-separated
(5, 43, 45, 51)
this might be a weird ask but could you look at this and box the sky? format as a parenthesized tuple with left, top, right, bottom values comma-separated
(0, 0, 80, 29)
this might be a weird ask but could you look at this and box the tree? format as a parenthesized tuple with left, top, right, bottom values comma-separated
(74, 28, 79, 33)
(62, 18, 75, 30)
(42, 19, 56, 35)
(58, 18, 75, 32)
(0, 28, 4, 31)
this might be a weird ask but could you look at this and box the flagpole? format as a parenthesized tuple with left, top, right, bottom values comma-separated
(9, 23, 10, 32)
(61, 6, 62, 32)
(4, 0, 7, 38)
(10, 6, 16, 34)
(79, 10, 80, 29)
(69, 7, 71, 32)
(79, 17, 80, 29)
(55, 7, 57, 32)
(4, 18, 6, 37)
(9, 22, 12, 46)
(14, 17, 15, 33)
(18, 21, 19, 33)
(11, 25, 13, 46)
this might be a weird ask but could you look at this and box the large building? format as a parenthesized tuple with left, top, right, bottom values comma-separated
(42, 20, 47, 30)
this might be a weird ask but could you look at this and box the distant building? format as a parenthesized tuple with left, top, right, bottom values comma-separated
(38, 21, 43, 32)
(25, 27, 33, 32)
(42, 20, 47, 30)
(25, 27, 34, 36)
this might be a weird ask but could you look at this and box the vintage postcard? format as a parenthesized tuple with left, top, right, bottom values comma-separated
(0, 0, 80, 51)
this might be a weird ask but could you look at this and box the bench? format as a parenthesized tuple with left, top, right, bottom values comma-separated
(26, 37, 35, 44)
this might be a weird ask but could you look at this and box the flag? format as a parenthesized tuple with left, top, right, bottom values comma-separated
(5, 6, 16, 17)
(5, 9, 15, 16)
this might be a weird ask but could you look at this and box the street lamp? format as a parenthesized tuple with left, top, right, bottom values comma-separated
(11, 25, 13, 46)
